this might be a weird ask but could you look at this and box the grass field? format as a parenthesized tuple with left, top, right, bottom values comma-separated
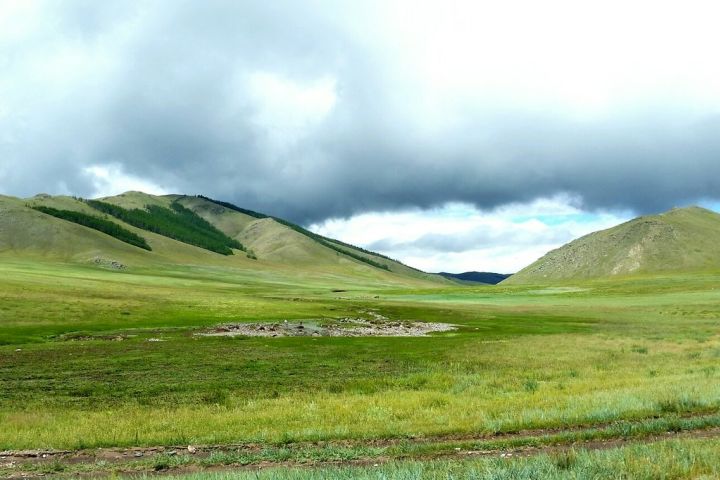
(2, 257, 720, 476)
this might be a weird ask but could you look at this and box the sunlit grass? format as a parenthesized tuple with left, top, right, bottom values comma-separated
(2, 258, 720, 455)
(3, 332, 719, 450)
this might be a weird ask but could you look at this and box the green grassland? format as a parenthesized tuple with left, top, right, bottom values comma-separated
(2, 193, 720, 477)
(1, 258, 719, 454)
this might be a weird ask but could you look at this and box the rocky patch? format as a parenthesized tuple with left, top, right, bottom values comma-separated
(198, 313, 455, 338)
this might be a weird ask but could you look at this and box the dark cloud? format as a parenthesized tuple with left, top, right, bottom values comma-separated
(2, 1, 720, 223)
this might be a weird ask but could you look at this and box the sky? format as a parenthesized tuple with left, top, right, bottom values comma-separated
(2, 0, 720, 272)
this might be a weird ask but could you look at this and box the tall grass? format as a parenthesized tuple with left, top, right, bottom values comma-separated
(129, 438, 720, 479)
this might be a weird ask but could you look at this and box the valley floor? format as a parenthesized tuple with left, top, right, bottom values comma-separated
(2, 259, 720, 477)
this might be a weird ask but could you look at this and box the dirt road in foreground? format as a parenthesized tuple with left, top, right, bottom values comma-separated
(3, 413, 720, 478)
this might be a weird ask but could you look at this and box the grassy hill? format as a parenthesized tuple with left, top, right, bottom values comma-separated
(0, 192, 445, 288)
(174, 195, 444, 282)
(0, 195, 154, 263)
(506, 206, 720, 284)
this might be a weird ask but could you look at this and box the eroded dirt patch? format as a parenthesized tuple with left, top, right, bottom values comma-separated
(55, 333, 136, 342)
(198, 311, 456, 338)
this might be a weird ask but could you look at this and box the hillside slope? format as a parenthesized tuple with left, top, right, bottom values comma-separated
(505, 206, 720, 284)
(0, 195, 152, 263)
(12, 194, 256, 267)
(179, 195, 444, 282)
(0, 192, 445, 287)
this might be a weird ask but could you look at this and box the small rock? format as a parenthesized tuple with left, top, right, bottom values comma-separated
(187, 445, 197, 454)
(167, 450, 177, 456)
(15, 349, 21, 352)
(134, 452, 143, 457)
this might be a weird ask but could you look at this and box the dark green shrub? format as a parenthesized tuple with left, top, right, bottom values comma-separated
(32, 206, 151, 250)
(85, 200, 242, 255)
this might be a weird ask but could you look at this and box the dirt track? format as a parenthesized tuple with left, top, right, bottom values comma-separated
(3, 413, 720, 478)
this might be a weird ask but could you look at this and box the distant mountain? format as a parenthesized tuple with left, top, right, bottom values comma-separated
(0, 192, 446, 286)
(438, 271, 512, 285)
(505, 206, 720, 284)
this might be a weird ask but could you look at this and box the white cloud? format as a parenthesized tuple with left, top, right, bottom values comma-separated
(373, 0, 720, 118)
(309, 196, 630, 273)
(83, 164, 171, 198)
(245, 72, 337, 152)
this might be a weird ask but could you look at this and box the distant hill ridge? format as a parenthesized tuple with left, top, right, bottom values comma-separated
(438, 271, 512, 285)
(505, 206, 720, 284)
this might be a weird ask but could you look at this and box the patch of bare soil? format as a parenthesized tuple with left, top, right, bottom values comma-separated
(197, 311, 456, 338)
(91, 257, 126, 270)
(56, 333, 135, 342)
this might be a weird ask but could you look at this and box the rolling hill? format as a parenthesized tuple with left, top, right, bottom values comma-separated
(0, 192, 444, 287)
(505, 206, 720, 283)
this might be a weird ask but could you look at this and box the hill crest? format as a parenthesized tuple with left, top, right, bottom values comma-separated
(0, 191, 445, 287)
(505, 206, 720, 283)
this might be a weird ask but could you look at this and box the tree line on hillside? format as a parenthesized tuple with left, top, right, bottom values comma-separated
(31, 205, 152, 250)
(197, 196, 420, 270)
(196, 195, 392, 271)
(85, 200, 243, 255)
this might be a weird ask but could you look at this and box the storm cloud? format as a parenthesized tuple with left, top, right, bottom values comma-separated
(2, 0, 720, 224)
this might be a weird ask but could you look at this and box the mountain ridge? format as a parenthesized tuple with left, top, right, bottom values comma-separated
(0, 191, 446, 287)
